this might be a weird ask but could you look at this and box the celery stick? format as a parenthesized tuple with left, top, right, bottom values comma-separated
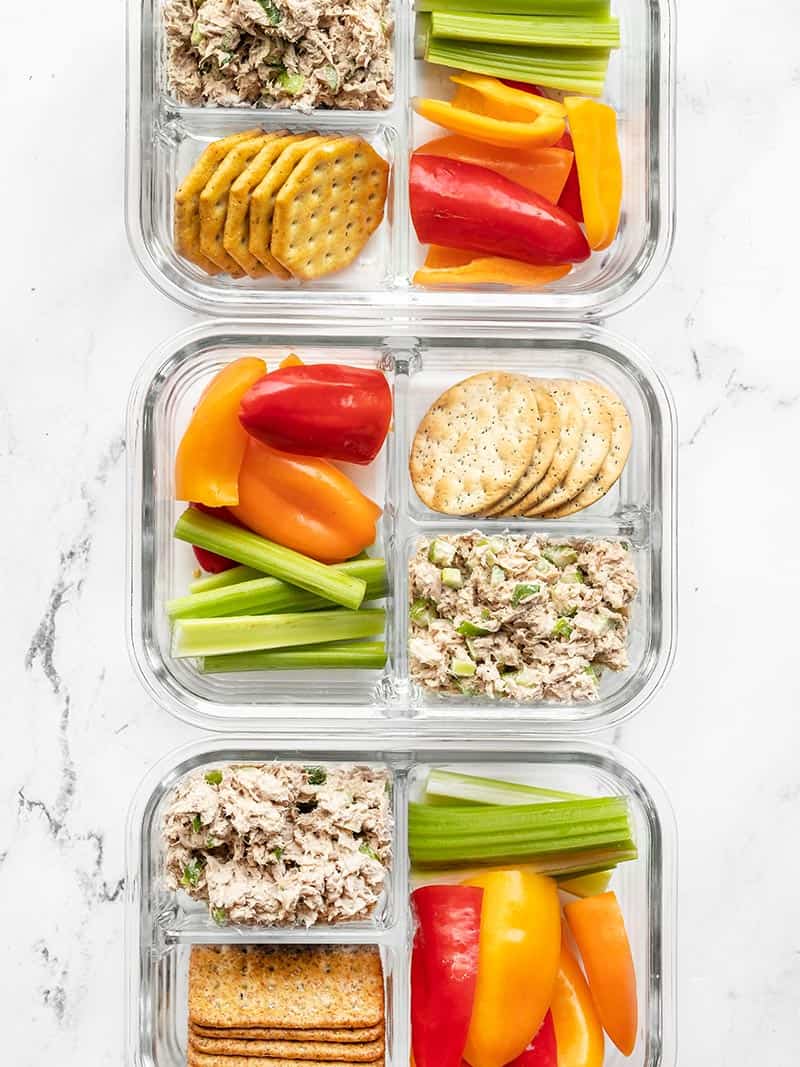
(419, 0, 610, 13)
(174, 509, 367, 611)
(425, 768, 581, 806)
(424, 37, 609, 94)
(430, 12, 620, 48)
(201, 640, 387, 673)
(558, 869, 613, 897)
(408, 797, 636, 872)
(189, 566, 263, 594)
(168, 559, 387, 620)
(172, 608, 386, 659)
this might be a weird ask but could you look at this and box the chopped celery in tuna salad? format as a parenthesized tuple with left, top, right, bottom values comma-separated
(409, 532, 638, 703)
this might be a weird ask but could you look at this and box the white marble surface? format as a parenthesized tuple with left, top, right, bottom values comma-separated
(2, 0, 800, 1063)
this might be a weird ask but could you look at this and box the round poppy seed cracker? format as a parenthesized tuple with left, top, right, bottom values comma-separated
(482, 381, 560, 516)
(541, 381, 632, 517)
(174, 128, 262, 276)
(200, 134, 276, 276)
(515, 380, 583, 514)
(270, 136, 389, 281)
(249, 135, 332, 279)
(526, 380, 612, 515)
(410, 371, 540, 515)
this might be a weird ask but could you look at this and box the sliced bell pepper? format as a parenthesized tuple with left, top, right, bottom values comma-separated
(550, 936, 604, 1067)
(239, 364, 392, 465)
(563, 97, 621, 249)
(410, 155, 590, 267)
(175, 356, 267, 506)
(461, 870, 561, 1067)
(416, 135, 573, 203)
(450, 72, 566, 122)
(414, 248, 570, 288)
(563, 892, 637, 1056)
(411, 885, 483, 1067)
(506, 1012, 558, 1067)
(230, 438, 382, 564)
(414, 98, 565, 150)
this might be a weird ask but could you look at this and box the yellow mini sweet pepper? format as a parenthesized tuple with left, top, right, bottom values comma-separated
(563, 97, 622, 250)
(461, 870, 561, 1067)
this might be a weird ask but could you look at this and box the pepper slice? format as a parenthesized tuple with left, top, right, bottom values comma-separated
(416, 135, 573, 203)
(450, 72, 567, 122)
(414, 98, 565, 150)
(410, 155, 590, 266)
(563, 97, 622, 249)
(414, 246, 570, 288)
(239, 364, 392, 465)
(175, 356, 267, 506)
(550, 935, 605, 1067)
(230, 438, 382, 564)
(411, 886, 483, 1067)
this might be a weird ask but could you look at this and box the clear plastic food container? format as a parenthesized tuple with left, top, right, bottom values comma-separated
(125, 0, 675, 318)
(124, 735, 676, 1067)
(126, 318, 676, 734)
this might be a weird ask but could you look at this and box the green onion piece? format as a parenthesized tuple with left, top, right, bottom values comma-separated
(410, 598, 437, 628)
(201, 640, 387, 673)
(552, 617, 574, 639)
(180, 859, 203, 887)
(172, 608, 385, 659)
(359, 842, 380, 861)
(211, 907, 227, 925)
(168, 559, 386, 620)
(424, 37, 609, 94)
(424, 768, 581, 806)
(456, 620, 491, 637)
(189, 566, 264, 595)
(408, 796, 637, 873)
(558, 869, 614, 897)
(306, 766, 327, 785)
(204, 770, 223, 785)
(430, 12, 620, 48)
(257, 0, 282, 23)
(174, 509, 367, 611)
(418, 0, 610, 12)
(191, 814, 202, 833)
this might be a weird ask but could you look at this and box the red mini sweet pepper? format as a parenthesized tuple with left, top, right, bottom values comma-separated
(239, 364, 392, 465)
(190, 503, 240, 573)
(506, 1013, 558, 1067)
(411, 885, 483, 1067)
(410, 155, 590, 267)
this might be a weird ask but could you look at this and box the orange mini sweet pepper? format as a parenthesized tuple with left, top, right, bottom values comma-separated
(450, 73, 566, 123)
(563, 97, 622, 250)
(550, 935, 605, 1067)
(564, 891, 638, 1056)
(230, 438, 381, 564)
(416, 135, 573, 203)
(461, 870, 561, 1067)
(415, 246, 570, 289)
(174, 356, 266, 506)
(414, 96, 565, 150)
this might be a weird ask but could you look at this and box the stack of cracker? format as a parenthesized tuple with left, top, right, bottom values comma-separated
(187, 945, 386, 1067)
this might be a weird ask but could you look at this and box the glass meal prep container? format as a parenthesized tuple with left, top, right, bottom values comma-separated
(124, 735, 677, 1067)
(125, 0, 675, 318)
(126, 318, 676, 733)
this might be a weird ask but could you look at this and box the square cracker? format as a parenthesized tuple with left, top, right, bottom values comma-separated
(248, 136, 332, 279)
(223, 132, 306, 279)
(270, 137, 389, 281)
(188, 945, 384, 1030)
(199, 134, 275, 276)
(188, 1056, 382, 1067)
(189, 1033, 385, 1061)
(190, 1024, 385, 1043)
(174, 129, 261, 275)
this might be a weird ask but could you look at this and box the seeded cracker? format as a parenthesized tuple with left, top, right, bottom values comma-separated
(483, 382, 560, 516)
(542, 381, 632, 517)
(248, 136, 332, 279)
(188, 945, 384, 1030)
(190, 1025, 385, 1044)
(410, 372, 540, 515)
(526, 380, 612, 515)
(200, 135, 275, 275)
(514, 380, 583, 514)
(174, 129, 262, 275)
(188, 1033, 385, 1061)
(271, 137, 389, 281)
(188, 1055, 381, 1067)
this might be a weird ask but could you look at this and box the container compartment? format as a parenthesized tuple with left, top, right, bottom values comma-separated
(125, 736, 676, 1067)
(127, 320, 675, 732)
(126, 0, 674, 317)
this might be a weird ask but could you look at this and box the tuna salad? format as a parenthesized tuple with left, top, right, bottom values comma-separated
(162, 762, 393, 926)
(409, 532, 638, 703)
(163, 0, 394, 110)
